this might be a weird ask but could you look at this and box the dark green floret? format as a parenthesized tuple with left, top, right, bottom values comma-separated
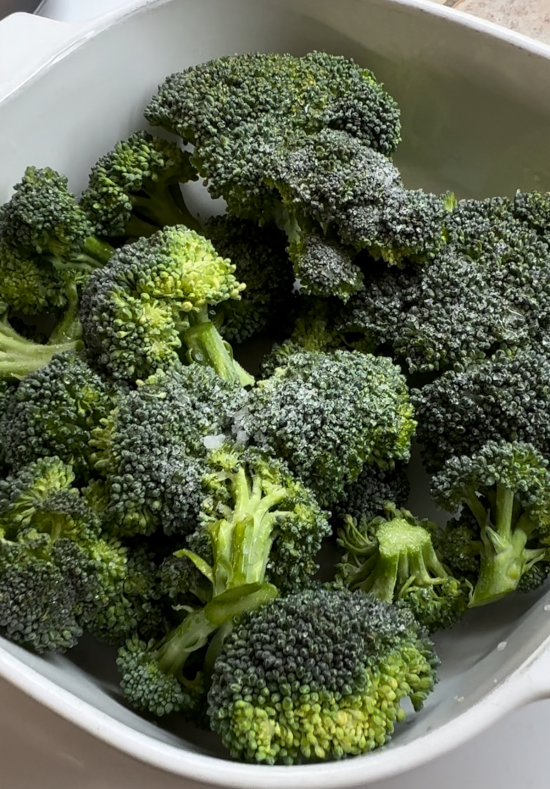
(235, 349, 416, 504)
(89, 365, 246, 537)
(203, 215, 294, 344)
(80, 130, 200, 240)
(145, 51, 401, 217)
(431, 441, 550, 606)
(337, 504, 469, 631)
(79, 225, 251, 385)
(413, 347, 550, 472)
(1, 353, 115, 475)
(207, 587, 439, 764)
(333, 462, 410, 523)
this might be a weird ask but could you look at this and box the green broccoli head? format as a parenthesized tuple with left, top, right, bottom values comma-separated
(288, 230, 363, 303)
(0, 241, 67, 314)
(145, 51, 401, 217)
(80, 130, 200, 240)
(207, 587, 439, 764)
(333, 462, 410, 523)
(432, 511, 482, 579)
(203, 215, 295, 343)
(1, 353, 115, 476)
(413, 347, 550, 472)
(80, 225, 248, 384)
(89, 365, 246, 537)
(270, 130, 450, 276)
(0, 165, 113, 271)
(431, 441, 550, 606)
(236, 349, 416, 504)
(190, 444, 330, 594)
(337, 504, 470, 631)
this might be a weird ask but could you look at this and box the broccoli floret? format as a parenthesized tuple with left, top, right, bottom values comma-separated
(235, 349, 416, 504)
(333, 462, 410, 523)
(90, 365, 246, 537)
(413, 347, 550, 472)
(146, 51, 401, 218)
(337, 504, 469, 631)
(431, 441, 550, 606)
(512, 190, 550, 235)
(0, 167, 113, 295)
(1, 353, 115, 475)
(80, 225, 252, 385)
(0, 241, 68, 314)
(83, 540, 166, 644)
(80, 131, 200, 240)
(0, 457, 107, 651)
(117, 444, 329, 718)
(432, 512, 482, 579)
(207, 587, 439, 764)
(203, 215, 294, 344)
(270, 130, 451, 280)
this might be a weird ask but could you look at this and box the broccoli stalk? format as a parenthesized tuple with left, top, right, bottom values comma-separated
(467, 482, 546, 606)
(117, 446, 329, 717)
(0, 302, 80, 381)
(431, 441, 550, 607)
(337, 504, 470, 631)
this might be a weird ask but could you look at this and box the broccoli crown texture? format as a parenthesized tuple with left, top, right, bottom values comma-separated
(431, 441, 550, 606)
(333, 462, 410, 523)
(90, 365, 246, 537)
(80, 225, 247, 383)
(337, 504, 469, 631)
(0, 165, 112, 271)
(146, 51, 401, 216)
(0, 241, 67, 314)
(236, 349, 416, 504)
(208, 587, 439, 764)
(203, 215, 294, 343)
(271, 129, 450, 270)
(80, 130, 200, 239)
(1, 353, 115, 475)
(413, 346, 550, 472)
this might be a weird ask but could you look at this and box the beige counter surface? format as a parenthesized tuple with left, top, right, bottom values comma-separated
(431, 0, 550, 44)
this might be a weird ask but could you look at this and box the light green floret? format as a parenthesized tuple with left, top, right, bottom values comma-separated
(208, 588, 439, 764)
(80, 225, 252, 385)
(337, 504, 470, 631)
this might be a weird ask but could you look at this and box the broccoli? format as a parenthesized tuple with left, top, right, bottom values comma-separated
(270, 130, 452, 287)
(80, 131, 200, 240)
(83, 539, 166, 645)
(432, 511, 482, 580)
(0, 300, 82, 382)
(0, 167, 113, 298)
(333, 462, 410, 523)
(0, 457, 125, 652)
(207, 587, 439, 764)
(1, 353, 115, 475)
(80, 225, 253, 385)
(90, 365, 246, 537)
(413, 346, 550, 472)
(146, 51, 401, 216)
(117, 444, 329, 718)
(0, 241, 67, 314)
(431, 441, 550, 606)
(337, 504, 470, 631)
(202, 215, 294, 344)
(235, 349, 416, 504)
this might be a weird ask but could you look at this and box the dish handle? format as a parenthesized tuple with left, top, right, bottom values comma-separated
(0, 12, 82, 103)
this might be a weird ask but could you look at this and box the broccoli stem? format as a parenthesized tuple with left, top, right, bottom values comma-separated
(0, 320, 79, 380)
(131, 180, 201, 234)
(81, 236, 115, 265)
(470, 490, 536, 607)
(155, 607, 216, 677)
(182, 305, 254, 386)
(48, 284, 82, 345)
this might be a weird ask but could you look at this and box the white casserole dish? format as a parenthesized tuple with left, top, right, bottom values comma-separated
(2, 0, 550, 786)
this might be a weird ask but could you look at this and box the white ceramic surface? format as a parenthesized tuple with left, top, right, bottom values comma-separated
(2, 1, 550, 786)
